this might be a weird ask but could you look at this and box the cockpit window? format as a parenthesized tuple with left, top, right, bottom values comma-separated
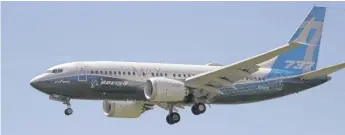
(58, 69, 63, 73)
(52, 69, 57, 73)
(50, 68, 63, 73)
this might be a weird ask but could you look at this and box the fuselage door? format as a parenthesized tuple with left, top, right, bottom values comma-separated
(77, 63, 87, 82)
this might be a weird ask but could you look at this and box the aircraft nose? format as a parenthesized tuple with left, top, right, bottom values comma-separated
(30, 75, 43, 90)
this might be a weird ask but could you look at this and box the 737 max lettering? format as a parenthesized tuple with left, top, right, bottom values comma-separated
(284, 60, 315, 70)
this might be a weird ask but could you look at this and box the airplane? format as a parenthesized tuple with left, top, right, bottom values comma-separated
(30, 6, 345, 125)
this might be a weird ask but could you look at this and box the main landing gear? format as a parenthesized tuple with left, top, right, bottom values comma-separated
(165, 102, 207, 125)
(49, 94, 73, 116)
(166, 112, 180, 125)
(191, 103, 206, 115)
(166, 104, 180, 125)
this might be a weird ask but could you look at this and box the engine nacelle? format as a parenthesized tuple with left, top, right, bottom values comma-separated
(103, 100, 151, 118)
(144, 77, 189, 102)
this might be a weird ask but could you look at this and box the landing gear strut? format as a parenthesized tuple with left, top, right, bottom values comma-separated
(166, 104, 180, 125)
(49, 94, 73, 116)
(191, 103, 206, 115)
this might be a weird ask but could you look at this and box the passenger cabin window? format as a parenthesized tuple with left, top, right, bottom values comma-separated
(100, 71, 103, 74)
(128, 72, 131, 75)
(114, 71, 116, 75)
(142, 72, 146, 76)
(173, 74, 176, 77)
(118, 71, 121, 75)
(91, 70, 94, 74)
(152, 73, 155, 76)
(95, 70, 98, 74)
(178, 74, 181, 77)
(123, 71, 126, 75)
(165, 73, 167, 76)
(109, 71, 112, 75)
(133, 72, 136, 76)
(183, 74, 186, 77)
(105, 71, 108, 74)
(160, 73, 163, 76)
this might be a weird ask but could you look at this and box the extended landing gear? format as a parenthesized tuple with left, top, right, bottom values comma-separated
(191, 103, 206, 115)
(64, 107, 73, 115)
(49, 94, 73, 116)
(165, 104, 181, 125)
(64, 103, 73, 116)
(166, 112, 180, 125)
(63, 100, 73, 116)
(164, 102, 207, 125)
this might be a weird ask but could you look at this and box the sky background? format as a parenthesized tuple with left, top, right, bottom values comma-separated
(2, 2, 345, 135)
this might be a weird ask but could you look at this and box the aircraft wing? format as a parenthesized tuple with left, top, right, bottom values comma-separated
(184, 42, 303, 94)
(300, 62, 345, 80)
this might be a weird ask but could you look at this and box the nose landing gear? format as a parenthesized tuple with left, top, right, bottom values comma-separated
(49, 94, 73, 116)
(64, 103, 73, 115)
(64, 107, 73, 115)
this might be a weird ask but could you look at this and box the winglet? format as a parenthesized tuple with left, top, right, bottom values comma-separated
(300, 62, 345, 80)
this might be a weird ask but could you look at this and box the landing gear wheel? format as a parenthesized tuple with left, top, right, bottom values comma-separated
(191, 103, 206, 115)
(166, 112, 180, 125)
(166, 115, 174, 125)
(64, 108, 73, 115)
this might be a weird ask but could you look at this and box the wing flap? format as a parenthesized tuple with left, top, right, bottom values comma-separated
(300, 62, 345, 80)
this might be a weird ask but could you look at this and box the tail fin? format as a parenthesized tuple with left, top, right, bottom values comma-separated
(261, 6, 326, 75)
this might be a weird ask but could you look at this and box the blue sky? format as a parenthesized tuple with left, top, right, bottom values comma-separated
(2, 2, 345, 135)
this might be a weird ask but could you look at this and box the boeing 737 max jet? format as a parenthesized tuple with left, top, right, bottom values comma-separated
(30, 7, 344, 125)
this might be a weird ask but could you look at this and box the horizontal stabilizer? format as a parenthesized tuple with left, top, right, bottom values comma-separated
(300, 62, 345, 80)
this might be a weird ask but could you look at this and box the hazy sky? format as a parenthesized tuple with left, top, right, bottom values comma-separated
(2, 2, 345, 135)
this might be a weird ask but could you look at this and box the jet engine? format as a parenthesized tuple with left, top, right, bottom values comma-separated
(103, 100, 152, 118)
(144, 77, 189, 102)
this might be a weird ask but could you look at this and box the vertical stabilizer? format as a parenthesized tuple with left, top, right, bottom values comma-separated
(260, 7, 326, 75)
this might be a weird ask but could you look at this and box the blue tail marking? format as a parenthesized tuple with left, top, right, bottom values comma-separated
(266, 7, 326, 76)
